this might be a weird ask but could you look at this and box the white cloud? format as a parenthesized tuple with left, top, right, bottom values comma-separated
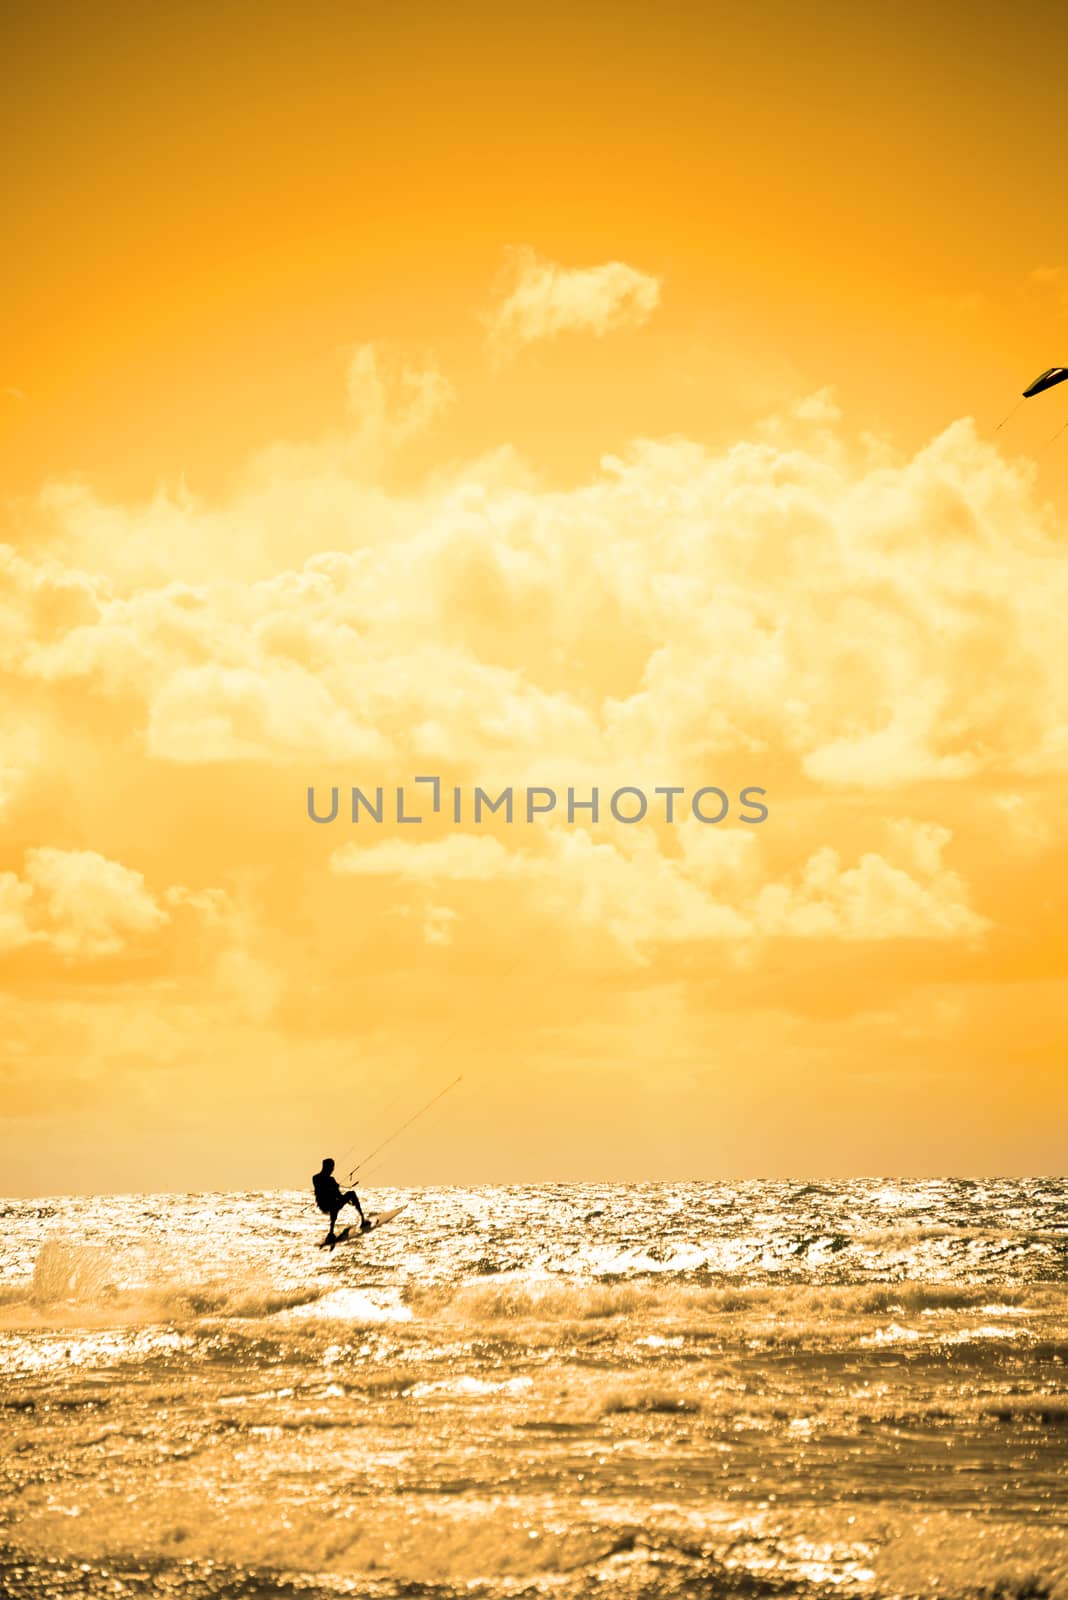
(344, 342, 455, 450)
(989, 792, 1055, 853)
(752, 833, 987, 943)
(5, 410, 1068, 793)
(331, 820, 984, 959)
(147, 662, 393, 763)
(6, 376, 1067, 974)
(21, 848, 169, 959)
(483, 247, 661, 360)
(0, 872, 35, 953)
(0, 849, 240, 962)
(333, 834, 516, 882)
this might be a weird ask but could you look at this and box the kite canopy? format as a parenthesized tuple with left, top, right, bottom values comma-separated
(1023, 367, 1068, 398)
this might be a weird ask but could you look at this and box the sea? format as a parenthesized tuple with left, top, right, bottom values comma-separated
(0, 1180, 1065, 1599)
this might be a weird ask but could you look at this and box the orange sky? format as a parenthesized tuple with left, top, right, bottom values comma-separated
(3, 2, 1067, 1193)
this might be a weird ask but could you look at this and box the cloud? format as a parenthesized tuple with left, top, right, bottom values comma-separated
(751, 826, 987, 943)
(344, 342, 455, 451)
(988, 792, 1055, 854)
(0, 848, 169, 959)
(0, 872, 35, 953)
(483, 247, 661, 361)
(0, 727, 40, 819)
(147, 661, 393, 763)
(7, 409, 1065, 794)
(2, 367, 1062, 1030)
(333, 833, 517, 882)
(331, 819, 985, 960)
(0, 848, 244, 965)
(6, 319, 1068, 1182)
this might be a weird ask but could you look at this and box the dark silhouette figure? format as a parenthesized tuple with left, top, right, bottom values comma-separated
(313, 1157, 365, 1247)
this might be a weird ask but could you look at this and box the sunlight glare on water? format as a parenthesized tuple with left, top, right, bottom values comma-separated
(0, 1179, 1066, 1598)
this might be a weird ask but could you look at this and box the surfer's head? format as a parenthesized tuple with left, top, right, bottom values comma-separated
(322, 1157, 335, 1173)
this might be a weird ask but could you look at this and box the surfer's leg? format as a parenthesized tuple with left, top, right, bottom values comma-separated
(342, 1189, 365, 1221)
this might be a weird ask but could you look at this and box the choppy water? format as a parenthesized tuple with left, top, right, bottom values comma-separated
(1, 1180, 1066, 1599)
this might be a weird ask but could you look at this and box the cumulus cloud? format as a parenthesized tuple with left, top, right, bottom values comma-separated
(483, 247, 661, 360)
(0, 848, 241, 963)
(751, 833, 986, 943)
(4, 364, 1064, 997)
(0, 848, 169, 959)
(147, 662, 393, 764)
(7, 308, 1068, 1184)
(331, 819, 984, 960)
(7, 411, 1065, 797)
(26, 847, 170, 957)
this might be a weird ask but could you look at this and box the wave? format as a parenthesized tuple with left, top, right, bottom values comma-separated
(403, 1273, 1060, 1325)
(600, 1386, 702, 1416)
(458, 1224, 1068, 1287)
(5, 1499, 1066, 1598)
(4, 1234, 1064, 1366)
(0, 1240, 333, 1334)
(281, 1286, 412, 1325)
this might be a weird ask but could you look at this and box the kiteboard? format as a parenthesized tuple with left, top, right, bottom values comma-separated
(319, 1205, 408, 1249)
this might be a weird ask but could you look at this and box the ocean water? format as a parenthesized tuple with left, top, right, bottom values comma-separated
(0, 1180, 1065, 1599)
